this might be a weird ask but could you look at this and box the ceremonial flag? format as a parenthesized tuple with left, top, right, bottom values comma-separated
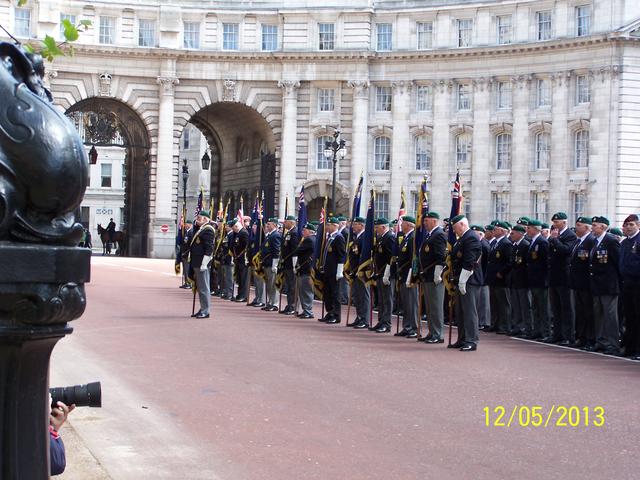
(275, 195, 290, 290)
(176, 203, 186, 247)
(393, 188, 407, 258)
(251, 192, 265, 279)
(357, 189, 376, 286)
(448, 171, 463, 245)
(414, 177, 430, 248)
(311, 197, 327, 299)
(193, 187, 204, 221)
(236, 196, 244, 225)
(351, 173, 364, 220)
(297, 186, 308, 238)
(217, 199, 224, 222)
(248, 193, 260, 244)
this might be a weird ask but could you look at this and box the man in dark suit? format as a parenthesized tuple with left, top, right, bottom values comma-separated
(337, 216, 350, 305)
(509, 225, 532, 336)
(447, 215, 483, 351)
(525, 219, 549, 340)
(346, 217, 370, 328)
(568, 217, 596, 348)
(248, 221, 265, 307)
(418, 212, 447, 343)
(279, 215, 300, 315)
(293, 223, 317, 319)
(219, 222, 234, 299)
(394, 215, 418, 338)
(471, 225, 491, 330)
(620, 214, 640, 359)
(547, 212, 578, 344)
(188, 210, 215, 319)
(320, 217, 347, 324)
(231, 219, 249, 302)
(486, 221, 513, 334)
(589, 216, 621, 354)
(260, 217, 282, 311)
(371, 218, 395, 333)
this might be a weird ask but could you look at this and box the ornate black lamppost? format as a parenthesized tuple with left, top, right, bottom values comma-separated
(181, 158, 189, 213)
(323, 130, 347, 215)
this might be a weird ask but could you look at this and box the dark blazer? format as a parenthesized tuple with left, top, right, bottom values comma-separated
(347, 231, 365, 277)
(189, 224, 215, 269)
(526, 234, 549, 289)
(451, 229, 483, 286)
(231, 228, 249, 264)
(396, 230, 415, 281)
(260, 230, 282, 268)
(293, 235, 315, 276)
(480, 238, 491, 285)
(589, 233, 621, 296)
(374, 230, 395, 277)
(620, 233, 640, 284)
(548, 228, 578, 287)
(323, 231, 346, 278)
(509, 238, 530, 289)
(280, 228, 300, 270)
(568, 233, 595, 291)
(486, 235, 513, 287)
(418, 226, 447, 283)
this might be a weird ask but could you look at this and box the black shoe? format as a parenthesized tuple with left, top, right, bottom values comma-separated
(267, 305, 279, 312)
(299, 313, 314, 319)
(283, 310, 296, 316)
(325, 317, 340, 324)
(425, 337, 444, 344)
(248, 300, 258, 306)
(191, 310, 202, 318)
(558, 340, 572, 347)
(253, 302, 266, 308)
(212, 292, 221, 297)
(318, 316, 330, 322)
(540, 336, 555, 343)
(418, 335, 431, 342)
(369, 323, 382, 331)
(194, 312, 210, 319)
(346, 320, 360, 327)
(353, 322, 369, 329)
(375, 326, 391, 333)
(583, 344, 597, 352)
(406, 331, 418, 338)
(508, 329, 522, 336)
(260, 305, 270, 311)
(235, 297, 246, 303)
(447, 341, 464, 349)
(460, 343, 477, 352)
(394, 329, 410, 337)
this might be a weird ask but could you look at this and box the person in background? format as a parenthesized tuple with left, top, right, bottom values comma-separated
(49, 396, 75, 476)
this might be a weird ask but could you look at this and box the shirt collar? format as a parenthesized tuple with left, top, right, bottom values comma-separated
(530, 232, 541, 243)
(628, 230, 640, 240)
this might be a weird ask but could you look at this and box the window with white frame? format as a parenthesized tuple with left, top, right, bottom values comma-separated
(377, 23, 392, 51)
(374, 136, 391, 170)
(495, 134, 512, 170)
(497, 15, 512, 45)
(455, 133, 472, 168)
(574, 129, 589, 168)
(183, 128, 191, 149)
(492, 192, 510, 221)
(316, 135, 333, 170)
(374, 192, 389, 219)
(318, 23, 335, 51)
(99, 16, 115, 44)
(572, 192, 587, 223)
(60, 14, 76, 39)
(101, 163, 112, 188)
(138, 19, 156, 47)
(537, 11, 552, 41)
(409, 192, 418, 217)
(531, 192, 548, 220)
(262, 24, 278, 51)
(534, 132, 551, 169)
(536, 78, 552, 107)
(183, 22, 200, 49)
(318, 88, 335, 112)
(457, 83, 471, 111)
(14, 8, 31, 37)
(121, 163, 127, 189)
(416, 85, 432, 112)
(417, 21, 433, 50)
(576, 5, 591, 37)
(415, 135, 432, 170)
(457, 19, 472, 47)
(496, 81, 512, 110)
(223, 23, 239, 50)
(463, 193, 471, 220)
(576, 75, 590, 104)
(376, 86, 392, 112)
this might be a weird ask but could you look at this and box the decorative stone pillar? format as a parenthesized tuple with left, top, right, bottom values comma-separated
(432, 80, 453, 213)
(510, 75, 531, 219)
(471, 77, 490, 223)
(347, 80, 369, 197)
(390, 81, 411, 212)
(278, 80, 300, 217)
(549, 71, 570, 215)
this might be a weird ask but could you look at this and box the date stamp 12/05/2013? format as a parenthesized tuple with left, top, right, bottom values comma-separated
(483, 405, 605, 428)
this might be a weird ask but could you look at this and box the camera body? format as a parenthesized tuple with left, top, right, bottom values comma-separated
(50, 382, 101, 408)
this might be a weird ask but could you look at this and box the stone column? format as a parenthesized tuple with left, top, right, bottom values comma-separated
(390, 81, 411, 212)
(471, 78, 490, 223)
(432, 80, 453, 213)
(278, 80, 300, 217)
(347, 80, 369, 198)
(549, 72, 570, 214)
(150, 72, 179, 258)
(510, 75, 531, 219)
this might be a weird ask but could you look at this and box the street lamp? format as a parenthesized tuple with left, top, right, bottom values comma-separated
(323, 130, 347, 215)
(181, 158, 189, 212)
(201, 150, 211, 170)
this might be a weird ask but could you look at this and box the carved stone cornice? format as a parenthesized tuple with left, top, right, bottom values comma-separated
(278, 79, 301, 98)
(157, 76, 179, 95)
(472, 77, 487, 92)
(391, 80, 412, 95)
(347, 80, 370, 98)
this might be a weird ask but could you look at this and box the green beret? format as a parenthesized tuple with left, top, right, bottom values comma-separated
(450, 214, 465, 225)
(527, 219, 542, 228)
(353, 216, 366, 224)
(443, 218, 450, 223)
(516, 217, 530, 226)
(609, 227, 623, 237)
(541, 223, 550, 229)
(327, 217, 339, 225)
(576, 216, 591, 224)
(390, 219, 398, 225)
(337, 216, 347, 222)
(310, 220, 320, 226)
(495, 221, 510, 230)
(267, 217, 279, 224)
(485, 225, 494, 231)
(374, 217, 389, 225)
(592, 216, 610, 226)
(504, 221, 512, 229)
(199, 210, 211, 218)
(470, 224, 485, 232)
(513, 225, 526, 233)
(226, 219, 237, 227)
(426, 211, 440, 219)
(490, 220, 500, 226)
(552, 212, 568, 221)
(401, 215, 416, 224)
(285, 215, 297, 221)
(303, 222, 317, 232)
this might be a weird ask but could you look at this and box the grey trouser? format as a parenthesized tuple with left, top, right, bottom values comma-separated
(549, 285, 575, 342)
(424, 281, 444, 339)
(264, 268, 278, 307)
(400, 284, 418, 332)
(182, 259, 189, 284)
(478, 285, 491, 326)
(251, 267, 265, 303)
(492, 286, 512, 333)
(339, 277, 349, 303)
(377, 281, 393, 329)
(593, 295, 619, 351)
(511, 288, 532, 334)
(222, 264, 233, 297)
(284, 269, 296, 309)
(455, 285, 480, 344)
(530, 288, 549, 337)
(353, 277, 371, 322)
(195, 267, 211, 315)
(297, 274, 314, 316)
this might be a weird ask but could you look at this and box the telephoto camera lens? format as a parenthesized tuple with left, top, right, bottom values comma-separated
(50, 381, 102, 408)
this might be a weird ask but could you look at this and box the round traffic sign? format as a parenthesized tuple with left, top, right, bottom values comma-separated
(160, 224, 169, 233)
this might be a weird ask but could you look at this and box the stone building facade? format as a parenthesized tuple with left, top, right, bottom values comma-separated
(1, 0, 639, 258)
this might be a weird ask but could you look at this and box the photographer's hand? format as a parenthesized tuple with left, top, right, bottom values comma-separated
(50, 401, 75, 432)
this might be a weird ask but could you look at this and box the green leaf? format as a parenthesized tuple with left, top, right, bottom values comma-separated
(79, 19, 92, 28)
(22, 43, 35, 53)
(18, 0, 27, 6)
(43, 35, 63, 57)
(62, 20, 79, 42)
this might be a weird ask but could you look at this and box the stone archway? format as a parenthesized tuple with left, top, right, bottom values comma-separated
(66, 98, 151, 257)
(303, 179, 351, 221)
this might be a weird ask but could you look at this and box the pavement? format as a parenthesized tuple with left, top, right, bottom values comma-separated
(50, 256, 640, 480)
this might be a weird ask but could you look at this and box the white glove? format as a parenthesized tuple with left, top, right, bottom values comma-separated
(434, 265, 444, 285)
(271, 258, 278, 273)
(200, 255, 212, 272)
(292, 256, 298, 267)
(382, 264, 391, 286)
(405, 268, 412, 288)
(336, 263, 344, 280)
(458, 268, 473, 295)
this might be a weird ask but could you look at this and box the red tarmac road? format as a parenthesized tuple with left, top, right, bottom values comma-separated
(52, 257, 640, 480)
